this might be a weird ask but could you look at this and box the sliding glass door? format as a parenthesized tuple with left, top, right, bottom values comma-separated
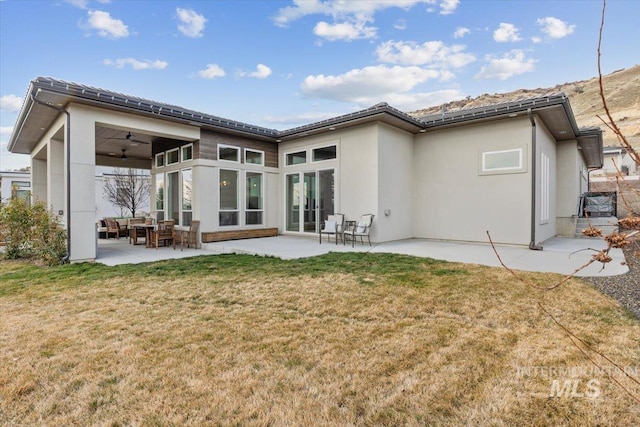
(286, 169, 334, 234)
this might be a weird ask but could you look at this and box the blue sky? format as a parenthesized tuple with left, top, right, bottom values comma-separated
(1, 0, 638, 170)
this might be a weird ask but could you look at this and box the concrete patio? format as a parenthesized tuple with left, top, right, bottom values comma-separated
(96, 235, 628, 277)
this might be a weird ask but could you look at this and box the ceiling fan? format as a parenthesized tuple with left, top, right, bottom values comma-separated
(121, 149, 127, 160)
(105, 131, 150, 144)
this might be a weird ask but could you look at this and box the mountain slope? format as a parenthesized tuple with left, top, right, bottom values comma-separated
(410, 65, 640, 149)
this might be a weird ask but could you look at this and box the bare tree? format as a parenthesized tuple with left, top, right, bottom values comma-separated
(103, 168, 150, 218)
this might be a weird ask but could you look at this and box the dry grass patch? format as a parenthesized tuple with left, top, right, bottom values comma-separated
(1, 253, 639, 426)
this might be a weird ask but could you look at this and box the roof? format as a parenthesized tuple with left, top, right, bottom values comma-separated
(8, 77, 603, 167)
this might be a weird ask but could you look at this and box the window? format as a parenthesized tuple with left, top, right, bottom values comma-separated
(182, 169, 193, 226)
(167, 148, 179, 165)
(481, 148, 524, 174)
(12, 181, 31, 203)
(155, 174, 164, 221)
(286, 151, 306, 166)
(218, 145, 240, 162)
(313, 145, 337, 162)
(246, 172, 263, 225)
(155, 153, 165, 168)
(219, 169, 239, 226)
(181, 144, 193, 162)
(540, 152, 550, 224)
(245, 149, 264, 166)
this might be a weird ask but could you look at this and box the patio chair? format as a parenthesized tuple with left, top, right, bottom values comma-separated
(173, 220, 200, 251)
(105, 218, 127, 239)
(151, 219, 175, 249)
(319, 213, 345, 244)
(343, 214, 375, 247)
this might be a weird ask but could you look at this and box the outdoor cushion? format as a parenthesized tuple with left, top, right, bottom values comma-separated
(324, 220, 337, 233)
(356, 221, 366, 233)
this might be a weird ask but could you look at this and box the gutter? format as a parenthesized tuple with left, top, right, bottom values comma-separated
(528, 109, 543, 251)
(30, 91, 71, 263)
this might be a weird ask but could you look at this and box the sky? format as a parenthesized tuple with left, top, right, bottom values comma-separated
(1, 0, 639, 170)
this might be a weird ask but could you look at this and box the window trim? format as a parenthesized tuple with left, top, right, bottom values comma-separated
(244, 148, 265, 166)
(312, 145, 337, 162)
(219, 168, 240, 227)
(285, 150, 307, 166)
(181, 144, 193, 162)
(479, 147, 526, 176)
(166, 148, 179, 165)
(155, 153, 165, 168)
(245, 171, 264, 226)
(218, 144, 241, 163)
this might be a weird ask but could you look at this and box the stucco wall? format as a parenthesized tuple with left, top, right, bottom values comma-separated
(377, 123, 414, 242)
(556, 139, 581, 236)
(413, 117, 532, 245)
(535, 117, 557, 243)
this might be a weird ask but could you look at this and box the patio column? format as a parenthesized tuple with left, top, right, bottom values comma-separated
(66, 105, 97, 262)
(31, 157, 47, 205)
(48, 138, 65, 223)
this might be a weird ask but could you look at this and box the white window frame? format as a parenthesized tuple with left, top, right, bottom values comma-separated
(312, 145, 337, 162)
(155, 153, 165, 168)
(218, 144, 240, 163)
(181, 168, 193, 226)
(540, 152, 550, 224)
(181, 144, 193, 162)
(219, 168, 240, 227)
(479, 147, 526, 175)
(245, 171, 264, 226)
(244, 148, 264, 166)
(285, 150, 307, 167)
(166, 148, 179, 165)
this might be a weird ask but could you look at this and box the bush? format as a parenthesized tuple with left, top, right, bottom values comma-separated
(0, 196, 67, 266)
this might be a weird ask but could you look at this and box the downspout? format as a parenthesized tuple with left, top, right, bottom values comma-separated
(527, 109, 543, 250)
(30, 91, 71, 262)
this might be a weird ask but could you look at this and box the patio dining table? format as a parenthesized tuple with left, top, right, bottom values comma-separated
(132, 224, 156, 248)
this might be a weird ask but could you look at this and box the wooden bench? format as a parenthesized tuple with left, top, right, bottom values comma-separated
(201, 228, 278, 243)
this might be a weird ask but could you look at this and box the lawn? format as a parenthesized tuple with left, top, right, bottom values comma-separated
(1, 253, 639, 426)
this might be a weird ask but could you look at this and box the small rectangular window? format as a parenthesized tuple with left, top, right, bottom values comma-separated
(286, 151, 306, 166)
(482, 148, 522, 171)
(312, 145, 337, 162)
(246, 172, 263, 225)
(218, 145, 240, 162)
(155, 153, 165, 168)
(181, 144, 193, 162)
(245, 149, 264, 165)
(167, 149, 179, 165)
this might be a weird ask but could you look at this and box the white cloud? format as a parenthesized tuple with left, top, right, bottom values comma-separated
(64, 0, 88, 9)
(301, 65, 444, 105)
(531, 36, 542, 44)
(439, 0, 459, 15)
(493, 23, 521, 43)
(1, 126, 14, 135)
(313, 21, 376, 41)
(263, 111, 341, 127)
(198, 64, 226, 79)
(238, 64, 273, 79)
(103, 58, 168, 70)
(537, 17, 575, 39)
(0, 94, 23, 112)
(394, 19, 407, 30)
(475, 49, 536, 80)
(85, 10, 129, 38)
(453, 26, 469, 38)
(176, 8, 207, 38)
(273, 1, 458, 40)
(376, 40, 475, 68)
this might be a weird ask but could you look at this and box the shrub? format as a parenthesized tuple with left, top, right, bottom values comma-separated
(0, 196, 67, 266)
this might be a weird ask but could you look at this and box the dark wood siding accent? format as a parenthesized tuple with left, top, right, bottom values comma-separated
(201, 228, 278, 242)
(200, 130, 278, 167)
(152, 138, 189, 157)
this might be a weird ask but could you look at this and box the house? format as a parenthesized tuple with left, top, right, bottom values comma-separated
(0, 168, 150, 220)
(8, 77, 603, 262)
(591, 146, 639, 177)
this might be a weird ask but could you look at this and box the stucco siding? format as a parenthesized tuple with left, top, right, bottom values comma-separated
(556, 140, 581, 236)
(377, 123, 414, 242)
(413, 117, 532, 245)
(535, 117, 557, 243)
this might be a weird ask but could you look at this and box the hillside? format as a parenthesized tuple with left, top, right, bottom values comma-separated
(410, 64, 640, 149)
